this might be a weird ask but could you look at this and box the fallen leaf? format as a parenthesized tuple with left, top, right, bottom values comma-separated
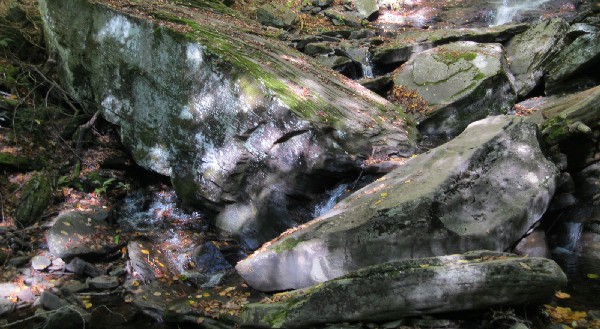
(587, 273, 599, 279)
(519, 262, 531, 270)
(61, 230, 69, 236)
(153, 291, 162, 296)
(380, 192, 388, 198)
(140, 249, 150, 255)
(84, 302, 93, 309)
(555, 291, 571, 299)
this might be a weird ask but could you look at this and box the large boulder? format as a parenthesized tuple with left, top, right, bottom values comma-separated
(545, 28, 600, 95)
(391, 41, 516, 138)
(39, 0, 416, 249)
(506, 19, 569, 97)
(256, 3, 298, 29)
(236, 115, 558, 291)
(240, 251, 566, 328)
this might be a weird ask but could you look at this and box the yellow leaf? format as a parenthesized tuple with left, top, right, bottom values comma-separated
(61, 230, 69, 236)
(380, 192, 388, 198)
(374, 199, 382, 205)
(140, 249, 150, 255)
(419, 264, 430, 268)
(64, 222, 71, 226)
(519, 262, 531, 270)
(587, 273, 599, 279)
(202, 292, 211, 297)
(153, 291, 162, 296)
(84, 302, 93, 309)
(132, 280, 140, 287)
(555, 291, 571, 299)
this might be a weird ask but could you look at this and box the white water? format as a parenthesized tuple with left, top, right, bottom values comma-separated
(313, 183, 349, 218)
(492, 0, 550, 26)
(361, 52, 375, 79)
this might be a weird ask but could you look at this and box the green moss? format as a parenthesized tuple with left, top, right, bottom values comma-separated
(273, 237, 302, 253)
(435, 50, 477, 65)
(263, 308, 287, 328)
(541, 115, 570, 145)
(474, 72, 486, 80)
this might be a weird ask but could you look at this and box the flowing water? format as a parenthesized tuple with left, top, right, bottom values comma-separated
(313, 183, 349, 218)
(492, 0, 550, 26)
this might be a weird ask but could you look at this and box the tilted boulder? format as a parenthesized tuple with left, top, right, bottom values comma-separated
(237, 116, 557, 291)
(506, 19, 568, 97)
(39, 0, 416, 249)
(392, 41, 516, 138)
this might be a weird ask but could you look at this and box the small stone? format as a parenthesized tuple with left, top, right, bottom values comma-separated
(0, 298, 15, 316)
(109, 265, 126, 277)
(32, 255, 52, 271)
(87, 275, 119, 290)
(66, 258, 103, 277)
(40, 291, 69, 310)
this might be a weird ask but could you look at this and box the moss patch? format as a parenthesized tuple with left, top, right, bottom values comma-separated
(272, 237, 302, 253)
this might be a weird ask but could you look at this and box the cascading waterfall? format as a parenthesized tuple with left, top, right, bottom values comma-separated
(360, 51, 375, 79)
(313, 183, 349, 218)
(492, 0, 550, 26)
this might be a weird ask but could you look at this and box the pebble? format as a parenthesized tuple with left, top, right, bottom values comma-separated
(31, 255, 52, 271)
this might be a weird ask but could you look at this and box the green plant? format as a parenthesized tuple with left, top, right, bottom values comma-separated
(0, 37, 12, 48)
(94, 177, 116, 196)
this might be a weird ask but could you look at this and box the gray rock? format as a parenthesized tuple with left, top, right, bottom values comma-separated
(349, 29, 375, 39)
(372, 24, 528, 68)
(353, 0, 378, 19)
(575, 163, 600, 202)
(514, 229, 551, 258)
(40, 291, 70, 310)
(323, 9, 364, 28)
(46, 209, 122, 260)
(40, 0, 416, 249)
(304, 42, 335, 56)
(0, 298, 15, 316)
(66, 257, 103, 277)
(315, 55, 359, 77)
(545, 31, 600, 94)
(237, 116, 557, 291)
(87, 275, 119, 290)
(392, 41, 516, 138)
(8, 256, 30, 267)
(240, 252, 566, 327)
(506, 19, 568, 97)
(43, 306, 89, 329)
(62, 280, 89, 293)
(31, 255, 52, 271)
(0, 283, 19, 298)
(256, 3, 298, 29)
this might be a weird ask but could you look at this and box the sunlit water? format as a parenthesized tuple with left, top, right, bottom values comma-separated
(313, 183, 349, 218)
(492, 0, 550, 26)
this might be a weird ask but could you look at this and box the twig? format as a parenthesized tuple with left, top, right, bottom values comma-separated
(0, 305, 86, 328)
(75, 111, 99, 161)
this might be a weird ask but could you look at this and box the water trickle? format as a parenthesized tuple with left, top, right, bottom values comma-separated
(491, 0, 550, 26)
(360, 51, 375, 79)
(313, 183, 349, 218)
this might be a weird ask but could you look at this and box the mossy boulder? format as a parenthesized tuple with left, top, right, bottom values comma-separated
(15, 172, 52, 227)
(545, 29, 600, 95)
(256, 3, 298, 29)
(506, 19, 568, 97)
(391, 41, 516, 138)
(240, 251, 566, 328)
(39, 0, 416, 249)
(0, 153, 41, 171)
(237, 116, 557, 291)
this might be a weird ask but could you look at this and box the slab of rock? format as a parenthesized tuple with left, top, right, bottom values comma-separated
(506, 19, 568, 97)
(372, 23, 527, 68)
(237, 116, 557, 291)
(353, 0, 378, 19)
(46, 209, 123, 260)
(392, 41, 516, 138)
(40, 0, 416, 249)
(545, 30, 600, 94)
(240, 251, 566, 328)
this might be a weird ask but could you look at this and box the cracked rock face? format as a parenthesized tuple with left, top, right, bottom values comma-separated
(39, 0, 416, 249)
(392, 41, 516, 138)
(236, 116, 557, 291)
